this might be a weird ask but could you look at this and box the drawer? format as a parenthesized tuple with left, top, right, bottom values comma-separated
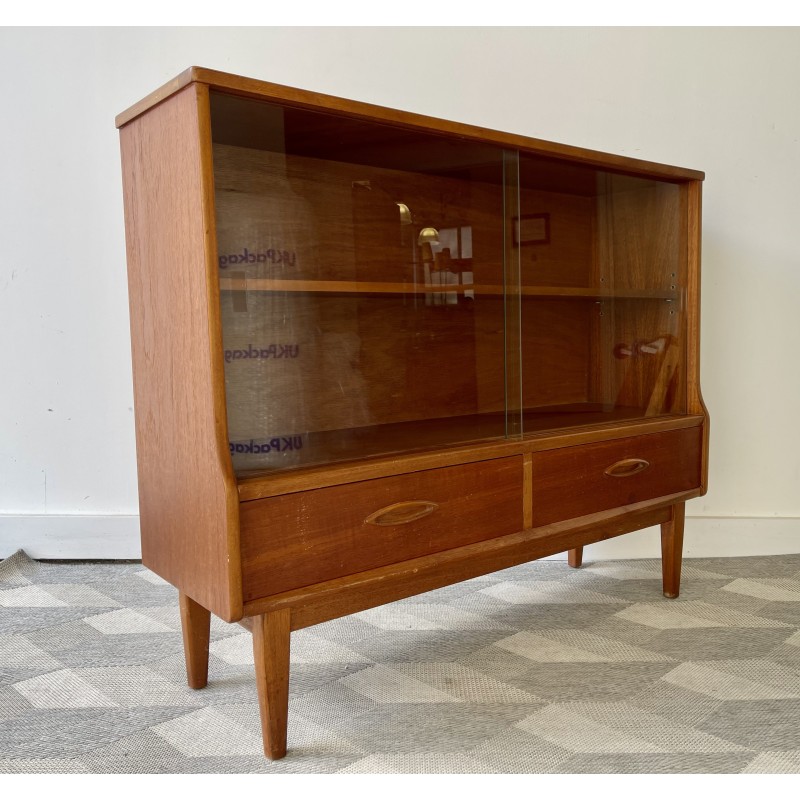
(241, 456, 524, 599)
(530, 427, 702, 527)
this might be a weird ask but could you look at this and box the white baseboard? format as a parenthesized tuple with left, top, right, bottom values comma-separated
(545, 516, 800, 561)
(0, 515, 142, 559)
(0, 514, 798, 562)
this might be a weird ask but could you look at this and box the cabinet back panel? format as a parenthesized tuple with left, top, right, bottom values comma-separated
(212, 144, 508, 285)
(210, 99, 692, 475)
(604, 300, 685, 414)
(521, 300, 591, 408)
(517, 189, 594, 288)
(221, 290, 509, 472)
(596, 178, 682, 291)
(213, 142, 513, 472)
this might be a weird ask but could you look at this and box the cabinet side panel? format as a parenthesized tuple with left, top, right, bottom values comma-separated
(685, 181, 710, 493)
(120, 84, 242, 621)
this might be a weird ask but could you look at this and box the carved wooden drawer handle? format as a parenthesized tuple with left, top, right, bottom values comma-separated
(604, 458, 650, 478)
(365, 501, 439, 526)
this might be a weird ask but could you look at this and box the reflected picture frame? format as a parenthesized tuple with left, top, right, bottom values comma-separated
(513, 213, 550, 246)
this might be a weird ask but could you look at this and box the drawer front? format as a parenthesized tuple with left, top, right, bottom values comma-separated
(530, 427, 702, 527)
(241, 456, 524, 600)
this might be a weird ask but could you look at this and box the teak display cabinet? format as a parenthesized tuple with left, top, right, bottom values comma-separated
(117, 67, 709, 759)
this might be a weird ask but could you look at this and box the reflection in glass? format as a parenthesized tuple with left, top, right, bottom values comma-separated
(517, 156, 685, 435)
(210, 92, 687, 476)
(211, 92, 513, 474)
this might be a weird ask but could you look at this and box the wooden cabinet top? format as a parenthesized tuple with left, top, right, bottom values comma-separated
(116, 66, 704, 183)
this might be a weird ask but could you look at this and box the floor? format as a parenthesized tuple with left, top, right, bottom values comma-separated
(1, 549, 800, 773)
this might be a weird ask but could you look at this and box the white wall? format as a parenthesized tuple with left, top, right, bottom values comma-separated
(1, 27, 798, 558)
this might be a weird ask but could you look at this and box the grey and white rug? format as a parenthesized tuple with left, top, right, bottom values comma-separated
(1, 548, 800, 774)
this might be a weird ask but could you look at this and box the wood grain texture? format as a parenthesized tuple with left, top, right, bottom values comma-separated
(521, 300, 591, 408)
(645, 335, 682, 416)
(252, 608, 291, 759)
(604, 457, 650, 477)
(365, 501, 439, 526)
(115, 67, 196, 128)
(517, 185, 593, 288)
(661, 502, 686, 598)
(120, 84, 242, 621)
(236, 414, 705, 500)
(243, 492, 702, 628)
(117, 67, 704, 182)
(530, 427, 702, 526)
(213, 142, 507, 469)
(523, 453, 533, 529)
(608, 306, 683, 415)
(568, 547, 583, 568)
(594, 178, 686, 417)
(212, 141, 504, 285)
(240, 458, 523, 599)
(179, 593, 211, 689)
(219, 278, 677, 298)
(597, 178, 682, 292)
(685, 181, 711, 492)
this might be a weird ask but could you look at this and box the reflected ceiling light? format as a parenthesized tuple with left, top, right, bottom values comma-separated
(417, 227, 440, 246)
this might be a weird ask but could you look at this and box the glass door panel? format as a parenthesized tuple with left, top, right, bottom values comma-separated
(517, 155, 686, 433)
(210, 92, 518, 474)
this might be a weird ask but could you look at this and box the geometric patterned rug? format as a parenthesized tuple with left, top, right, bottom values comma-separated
(2, 548, 800, 774)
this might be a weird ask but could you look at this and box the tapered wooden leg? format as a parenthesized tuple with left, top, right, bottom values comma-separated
(179, 592, 211, 689)
(661, 502, 686, 599)
(568, 547, 583, 568)
(252, 608, 291, 760)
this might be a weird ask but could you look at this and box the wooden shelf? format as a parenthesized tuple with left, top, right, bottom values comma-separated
(232, 404, 665, 479)
(218, 277, 678, 300)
